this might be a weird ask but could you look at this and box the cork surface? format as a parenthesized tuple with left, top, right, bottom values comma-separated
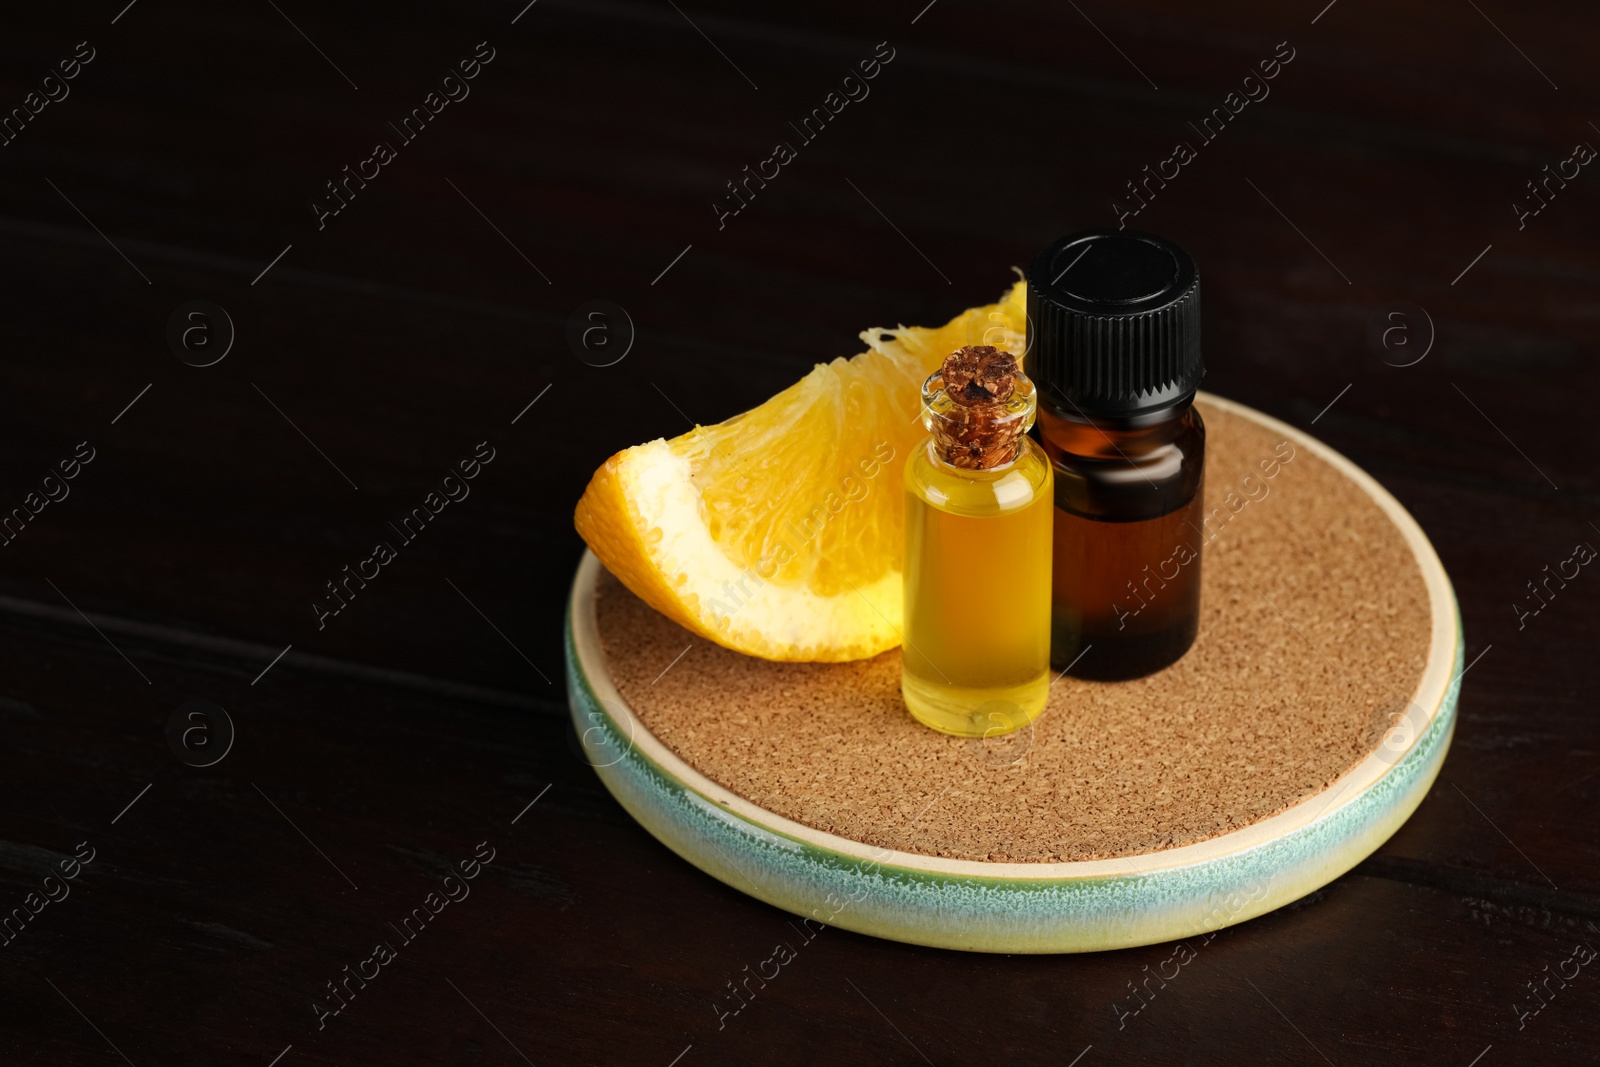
(594, 400, 1433, 863)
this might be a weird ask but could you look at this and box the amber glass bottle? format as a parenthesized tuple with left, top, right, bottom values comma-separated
(1025, 231, 1206, 681)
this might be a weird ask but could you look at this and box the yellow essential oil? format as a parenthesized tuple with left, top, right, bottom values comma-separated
(901, 347, 1053, 737)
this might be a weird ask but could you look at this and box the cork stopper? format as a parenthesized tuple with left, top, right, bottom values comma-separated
(924, 346, 1035, 470)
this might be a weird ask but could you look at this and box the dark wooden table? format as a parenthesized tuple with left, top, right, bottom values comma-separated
(2, 1, 1597, 1063)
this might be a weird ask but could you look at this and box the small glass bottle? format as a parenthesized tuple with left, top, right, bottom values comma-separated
(1025, 230, 1207, 681)
(901, 346, 1054, 737)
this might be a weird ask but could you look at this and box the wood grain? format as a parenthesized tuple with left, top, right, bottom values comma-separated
(1, 0, 1597, 1062)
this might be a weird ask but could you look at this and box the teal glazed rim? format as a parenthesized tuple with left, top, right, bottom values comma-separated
(564, 393, 1462, 954)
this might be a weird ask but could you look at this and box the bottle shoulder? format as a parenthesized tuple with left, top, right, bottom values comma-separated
(1034, 406, 1204, 519)
(905, 438, 1052, 517)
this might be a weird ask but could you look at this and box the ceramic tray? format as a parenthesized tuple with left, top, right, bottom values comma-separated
(564, 394, 1461, 953)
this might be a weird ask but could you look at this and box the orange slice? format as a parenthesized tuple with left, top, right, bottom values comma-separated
(575, 280, 1027, 661)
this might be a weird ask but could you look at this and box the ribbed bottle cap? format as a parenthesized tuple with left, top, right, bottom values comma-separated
(1025, 230, 1202, 418)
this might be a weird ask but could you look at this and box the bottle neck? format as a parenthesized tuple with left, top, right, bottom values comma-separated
(922, 370, 1037, 471)
(920, 436, 1025, 479)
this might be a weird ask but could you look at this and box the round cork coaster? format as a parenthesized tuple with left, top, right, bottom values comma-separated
(566, 393, 1462, 953)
